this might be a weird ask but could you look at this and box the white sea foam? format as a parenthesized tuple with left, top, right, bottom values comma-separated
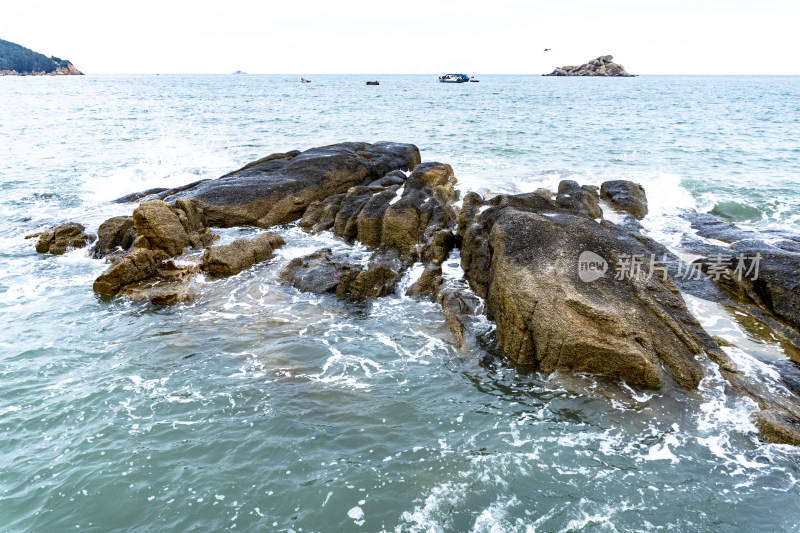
(81, 136, 239, 205)
(347, 505, 365, 525)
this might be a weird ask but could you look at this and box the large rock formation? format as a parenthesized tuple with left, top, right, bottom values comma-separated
(283, 160, 458, 302)
(458, 184, 727, 389)
(84, 142, 418, 302)
(545, 55, 634, 77)
(29, 142, 800, 446)
(126, 142, 421, 228)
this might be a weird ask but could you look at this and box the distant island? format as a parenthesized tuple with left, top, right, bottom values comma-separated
(233, 70, 246, 75)
(544, 55, 634, 77)
(0, 38, 83, 75)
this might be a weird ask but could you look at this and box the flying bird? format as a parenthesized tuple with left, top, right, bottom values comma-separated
(544, 48, 551, 51)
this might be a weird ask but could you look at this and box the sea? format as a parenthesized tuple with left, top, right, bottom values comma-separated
(1, 74, 799, 532)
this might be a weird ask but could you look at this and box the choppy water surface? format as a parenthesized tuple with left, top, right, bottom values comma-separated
(1, 74, 799, 531)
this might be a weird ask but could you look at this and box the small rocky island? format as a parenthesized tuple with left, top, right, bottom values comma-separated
(30, 142, 800, 446)
(0, 38, 82, 75)
(545, 55, 634, 77)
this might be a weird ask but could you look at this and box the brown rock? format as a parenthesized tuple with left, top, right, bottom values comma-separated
(92, 216, 135, 258)
(556, 180, 603, 219)
(132, 200, 190, 256)
(356, 189, 396, 247)
(93, 248, 169, 296)
(752, 409, 800, 446)
(437, 287, 478, 348)
(406, 265, 443, 298)
(118, 280, 195, 306)
(405, 162, 455, 192)
(127, 142, 420, 229)
(333, 186, 373, 242)
(368, 170, 407, 191)
(157, 260, 201, 282)
(34, 223, 95, 255)
(201, 232, 285, 277)
(458, 191, 727, 389)
(382, 190, 425, 255)
(422, 230, 456, 265)
(337, 264, 398, 302)
(280, 249, 354, 294)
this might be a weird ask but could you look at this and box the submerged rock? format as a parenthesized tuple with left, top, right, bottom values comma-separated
(115, 258, 200, 304)
(32, 223, 95, 255)
(280, 247, 403, 303)
(280, 249, 354, 294)
(437, 286, 481, 348)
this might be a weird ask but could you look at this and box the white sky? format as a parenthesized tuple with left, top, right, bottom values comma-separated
(2, 0, 799, 74)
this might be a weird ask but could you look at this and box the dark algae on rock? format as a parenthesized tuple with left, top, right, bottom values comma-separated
(31, 141, 800, 446)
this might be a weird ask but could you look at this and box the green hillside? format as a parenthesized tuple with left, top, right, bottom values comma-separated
(0, 38, 81, 74)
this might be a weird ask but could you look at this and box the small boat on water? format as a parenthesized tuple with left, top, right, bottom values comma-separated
(366, 80, 379, 85)
(300, 77, 311, 83)
(438, 73, 470, 83)
(470, 77, 480, 82)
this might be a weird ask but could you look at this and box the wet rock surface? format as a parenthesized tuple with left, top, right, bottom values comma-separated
(600, 180, 648, 219)
(31, 223, 95, 255)
(682, 212, 800, 346)
(280, 247, 405, 303)
(202, 233, 285, 278)
(91, 216, 135, 258)
(92, 248, 169, 296)
(458, 191, 725, 389)
(127, 142, 421, 228)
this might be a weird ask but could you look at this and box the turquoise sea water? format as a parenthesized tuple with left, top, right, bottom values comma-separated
(1, 74, 799, 531)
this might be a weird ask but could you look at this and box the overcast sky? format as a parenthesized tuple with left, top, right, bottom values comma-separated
(2, 0, 799, 74)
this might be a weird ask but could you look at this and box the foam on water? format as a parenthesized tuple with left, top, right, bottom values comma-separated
(2, 74, 800, 531)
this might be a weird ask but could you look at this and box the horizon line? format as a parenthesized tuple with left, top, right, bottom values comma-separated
(30, 72, 800, 77)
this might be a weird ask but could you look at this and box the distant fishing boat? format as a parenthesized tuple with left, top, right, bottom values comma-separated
(366, 80, 379, 85)
(438, 73, 470, 83)
(469, 77, 480, 82)
(300, 77, 311, 83)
